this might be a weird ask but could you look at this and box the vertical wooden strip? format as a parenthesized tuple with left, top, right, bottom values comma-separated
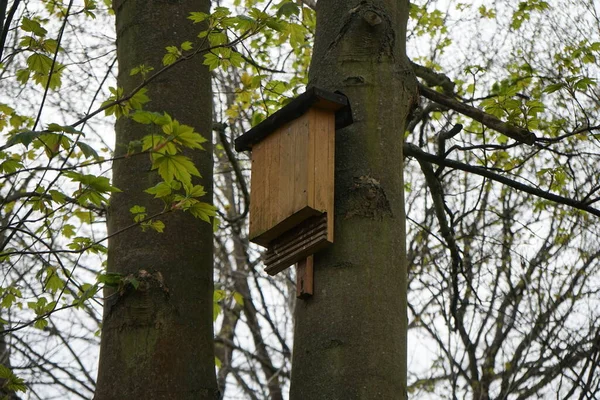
(249, 140, 266, 242)
(278, 122, 295, 224)
(293, 113, 309, 214)
(313, 109, 330, 214)
(326, 110, 335, 243)
(296, 255, 314, 299)
(307, 108, 316, 210)
(266, 130, 281, 234)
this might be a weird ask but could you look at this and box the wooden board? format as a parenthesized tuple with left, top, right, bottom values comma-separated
(264, 214, 330, 275)
(311, 108, 335, 243)
(248, 107, 336, 248)
(296, 255, 314, 299)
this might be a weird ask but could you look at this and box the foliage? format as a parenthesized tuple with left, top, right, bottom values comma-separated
(0, 0, 310, 396)
(1, 0, 600, 398)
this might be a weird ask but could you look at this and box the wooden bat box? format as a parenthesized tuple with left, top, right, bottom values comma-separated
(235, 87, 352, 275)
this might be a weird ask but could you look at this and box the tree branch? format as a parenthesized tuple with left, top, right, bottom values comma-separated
(417, 84, 537, 145)
(404, 143, 600, 218)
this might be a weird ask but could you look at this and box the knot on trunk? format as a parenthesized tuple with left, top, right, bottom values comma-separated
(344, 175, 393, 219)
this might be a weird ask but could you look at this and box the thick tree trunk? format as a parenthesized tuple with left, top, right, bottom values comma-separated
(290, 0, 416, 398)
(94, 0, 217, 399)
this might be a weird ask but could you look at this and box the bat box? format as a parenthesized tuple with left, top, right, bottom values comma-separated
(235, 87, 352, 275)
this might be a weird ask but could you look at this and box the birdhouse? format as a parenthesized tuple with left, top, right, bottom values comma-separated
(235, 87, 352, 294)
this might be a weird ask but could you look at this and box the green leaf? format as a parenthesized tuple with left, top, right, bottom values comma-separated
(132, 110, 170, 125)
(265, 19, 285, 33)
(150, 220, 165, 232)
(130, 205, 146, 214)
(230, 51, 244, 68)
(130, 64, 153, 77)
(163, 52, 179, 66)
(27, 53, 53, 74)
(203, 52, 220, 70)
(214, 289, 226, 301)
(44, 268, 64, 293)
(163, 120, 207, 149)
(574, 77, 596, 91)
(0, 365, 27, 393)
(65, 172, 121, 194)
(21, 17, 48, 37)
(188, 12, 209, 23)
(97, 272, 123, 287)
(62, 224, 76, 238)
(277, 2, 300, 18)
(181, 41, 193, 51)
(15, 69, 30, 86)
(34, 318, 48, 330)
(42, 38, 60, 53)
(47, 123, 79, 133)
(49, 190, 66, 204)
(189, 201, 216, 222)
(152, 154, 201, 184)
(6, 130, 40, 148)
(0, 159, 23, 173)
(129, 88, 150, 110)
(77, 142, 101, 160)
(186, 184, 207, 198)
(233, 291, 244, 306)
(543, 82, 565, 93)
(213, 302, 221, 321)
(145, 182, 172, 198)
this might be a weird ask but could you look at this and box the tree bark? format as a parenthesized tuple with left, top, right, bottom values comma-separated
(95, 0, 217, 399)
(290, 0, 416, 398)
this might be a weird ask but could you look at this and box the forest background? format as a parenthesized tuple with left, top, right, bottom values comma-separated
(1, 0, 600, 399)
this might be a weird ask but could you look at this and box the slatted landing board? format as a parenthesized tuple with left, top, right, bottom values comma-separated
(235, 87, 353, 297)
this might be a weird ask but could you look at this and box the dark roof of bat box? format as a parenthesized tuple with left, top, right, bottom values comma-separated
(234, 86, 353, 152)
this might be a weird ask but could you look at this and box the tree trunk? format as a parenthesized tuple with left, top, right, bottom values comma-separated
(94, 0, 217, 399)
(290, 0, 416, 398)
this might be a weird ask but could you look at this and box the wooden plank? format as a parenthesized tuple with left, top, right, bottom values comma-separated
(264, 230, 328, 275)
(306, 108, 316, 210)
(326, 109, 335, 243)
(296, 255, 313, 299)
(249, 140, 267, 242)
(312, 109, 330, 213)
(251, 206, 321, 247)
(265, 128, 281, 237)
(264, 215, 327, 263)
(293, 112, 310, 215)
(264, 214, 330, 275)
(277, 120, 297, 225)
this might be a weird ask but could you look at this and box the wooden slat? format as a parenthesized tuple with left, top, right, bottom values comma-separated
(265, 129, 281, 236)
(264, 231, 328, 275)
(264, 229, 327, 267)
(277, 122, 296, 224)
(264, 214, 330, 275)
(249, 139, 267, 241)
(251, 207, 321, 247)
(326, 109, 335, 243)
(306, 108, 316, 210)
(293, 115, 309, 215)
(296, 255, 313, 299)
(263, 216, 327, 263)
(312, 109, 330, 211)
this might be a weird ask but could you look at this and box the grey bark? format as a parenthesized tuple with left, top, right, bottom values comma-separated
(94, 0, 217, 399)
(290, 0, 417, 398)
